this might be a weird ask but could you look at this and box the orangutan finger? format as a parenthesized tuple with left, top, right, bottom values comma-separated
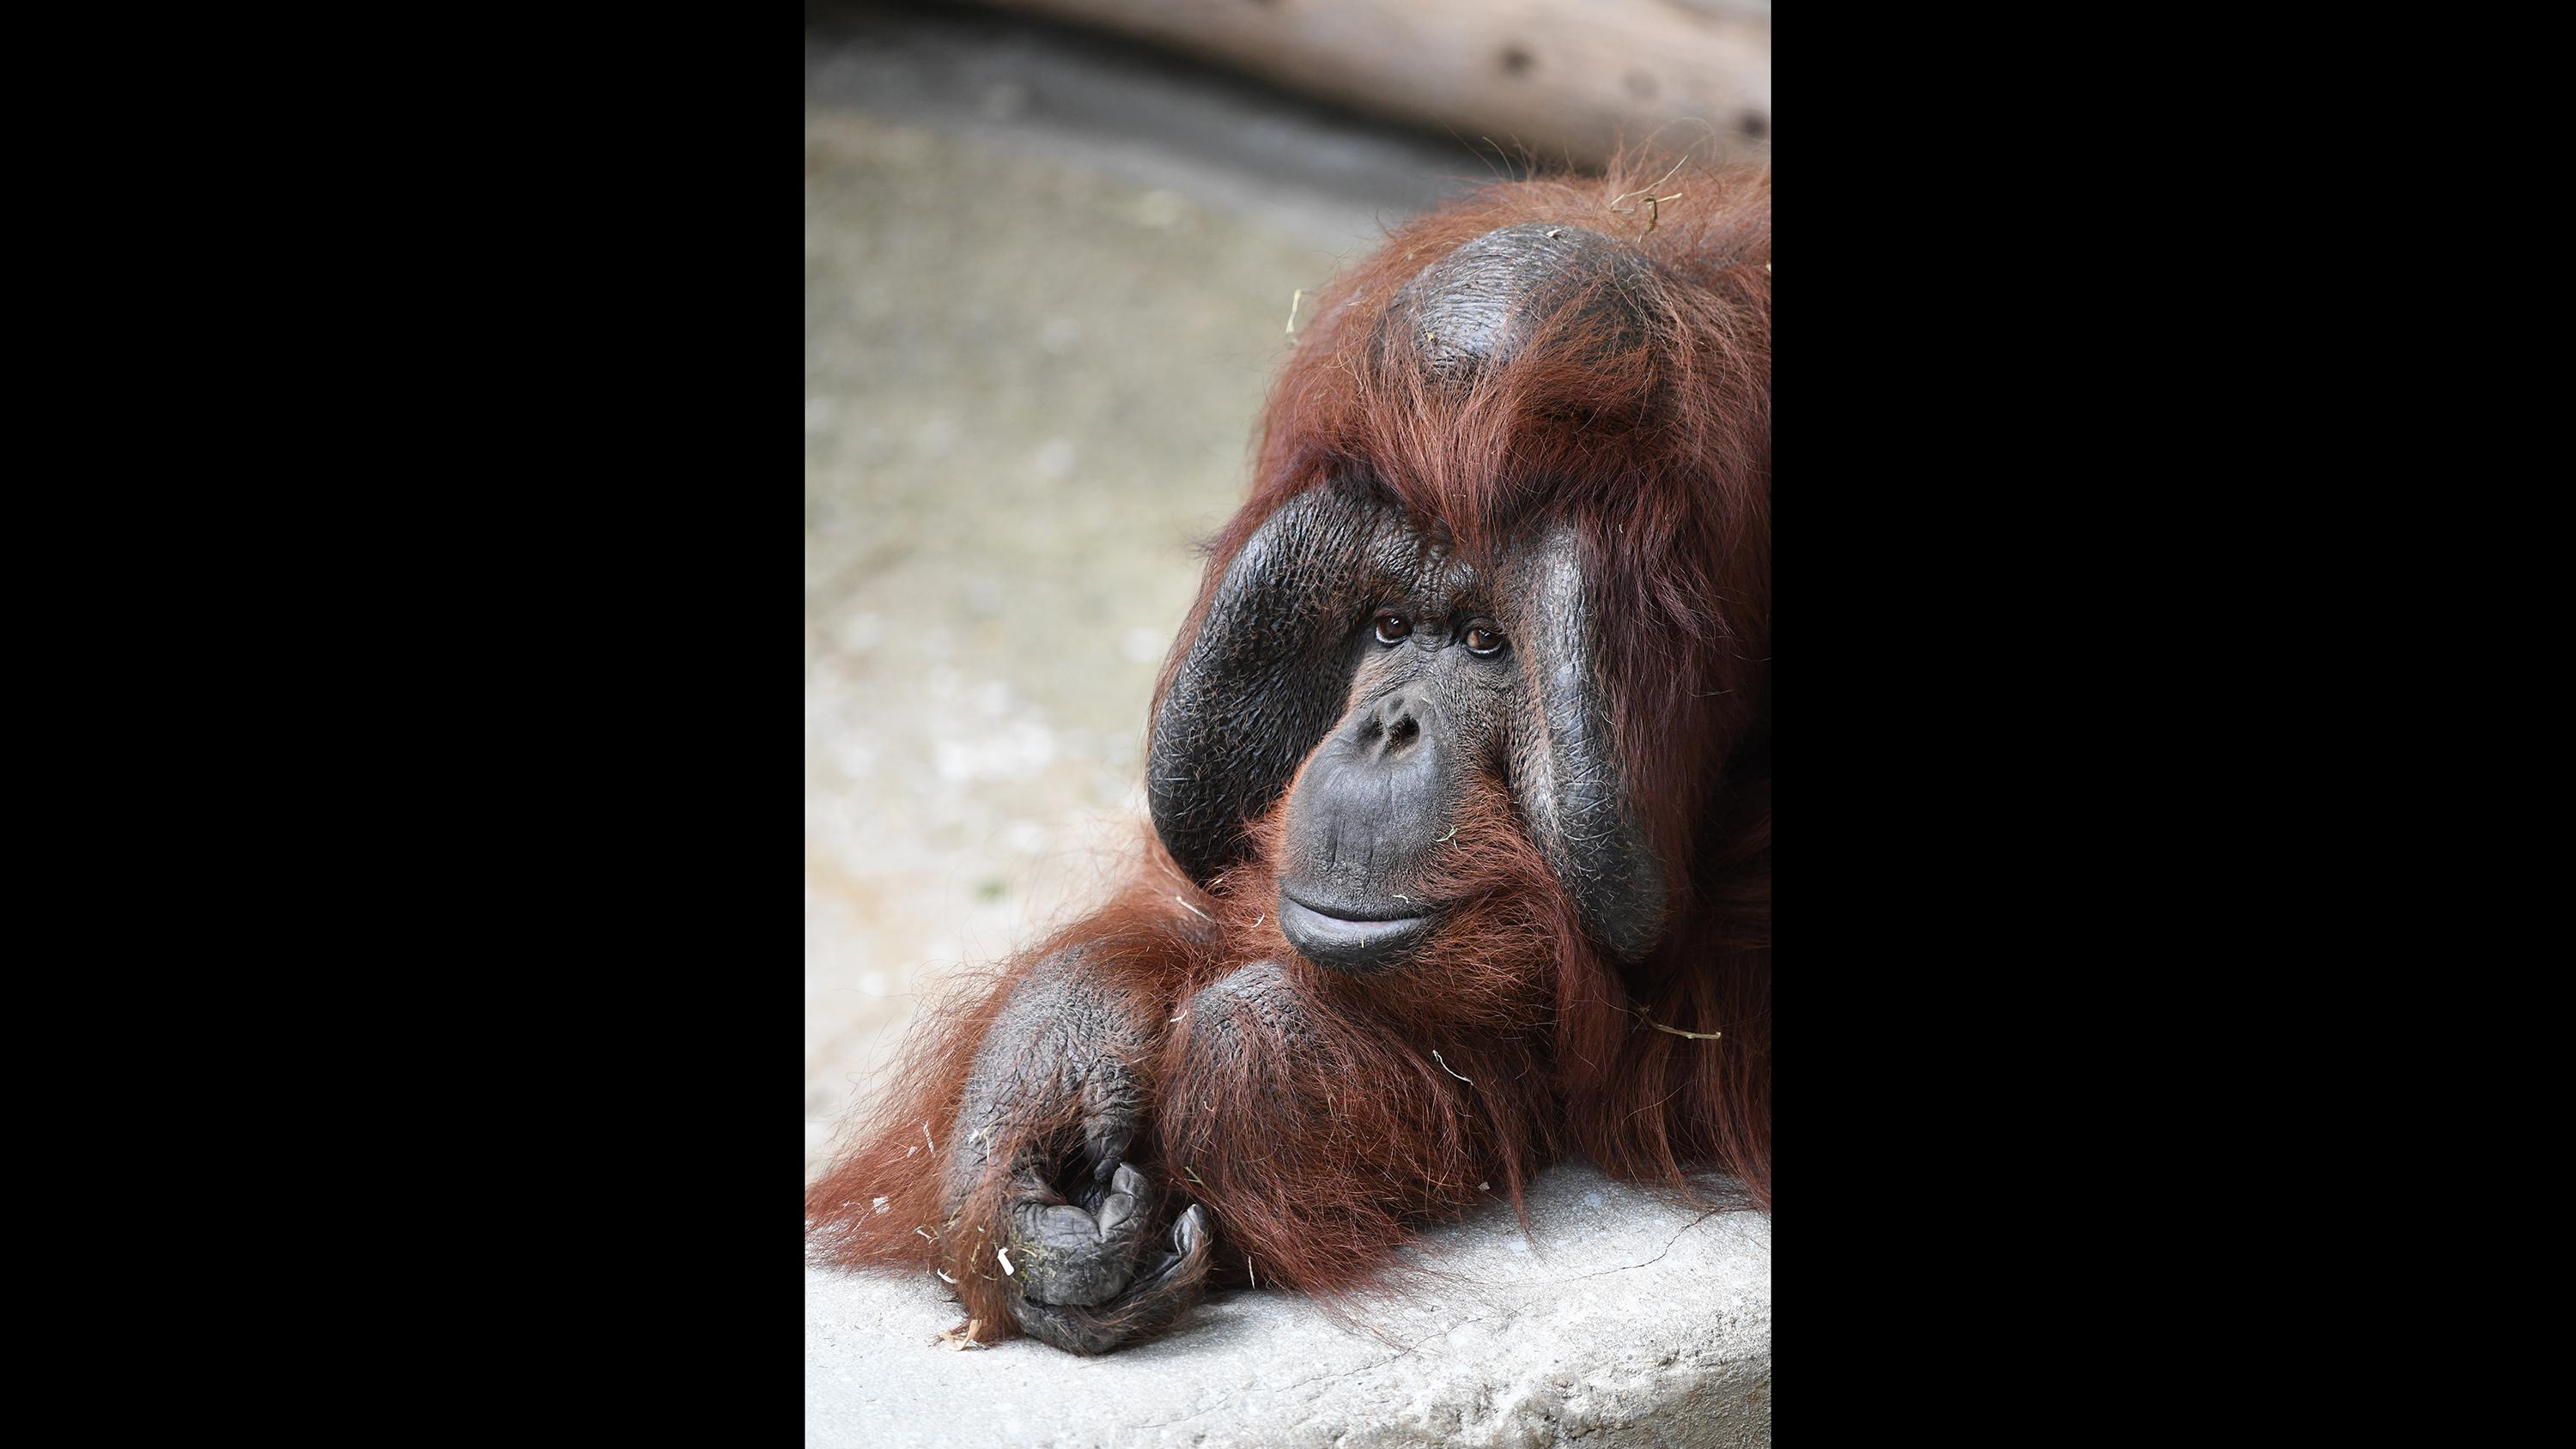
(1084, 1121, 1137, 1186)
(1130, 1202, 1212, 1293)
(1008, 1163, 1152, 1307)
(1011, 1203, 1213, 1355)
(1086, 1161, 1147, 1243)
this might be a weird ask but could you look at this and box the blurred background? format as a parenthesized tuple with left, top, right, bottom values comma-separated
(805, 0, 1771, 1180)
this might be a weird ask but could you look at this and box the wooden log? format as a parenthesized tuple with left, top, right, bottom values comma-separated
(963, 0, 1771, 171)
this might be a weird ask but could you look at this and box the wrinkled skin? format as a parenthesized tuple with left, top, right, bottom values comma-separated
(945, 947, 1214, 1353)
(949, 502, 1665, 1349)
(936, 221, 1692, 1351)
(1163, 495, 1666, 973)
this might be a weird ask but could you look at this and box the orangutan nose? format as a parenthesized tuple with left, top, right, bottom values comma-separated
(1358, 689, 1428, 757)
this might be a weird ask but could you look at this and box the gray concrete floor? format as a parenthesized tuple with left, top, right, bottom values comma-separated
(804, 3, 1521, 1177)
(807, 1163, 1772, 1446)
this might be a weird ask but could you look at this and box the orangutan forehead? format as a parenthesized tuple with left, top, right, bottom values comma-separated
(1394, 527, 1483, 615)
(1384, 223, 1655, 381)
(1340, 488, 1575, 616)
(1327, 492, 1474, 604)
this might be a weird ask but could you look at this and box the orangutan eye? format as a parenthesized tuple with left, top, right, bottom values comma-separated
(1374, 613, 1412, 645)
(1464, 624, 1507, 656)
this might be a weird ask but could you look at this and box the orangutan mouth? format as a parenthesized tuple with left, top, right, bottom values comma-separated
(1277, 888, 1437, 973)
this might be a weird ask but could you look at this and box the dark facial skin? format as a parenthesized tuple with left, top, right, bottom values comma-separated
(1148, 222, 1671, 973)
(1274, 546, 1520, 973)
(1150, 496, 1668, 974)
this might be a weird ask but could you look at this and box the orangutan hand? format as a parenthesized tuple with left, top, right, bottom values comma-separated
(945, 947, 1215, 1353)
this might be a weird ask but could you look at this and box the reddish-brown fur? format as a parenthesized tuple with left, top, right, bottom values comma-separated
(807, 154, 1770, 1343)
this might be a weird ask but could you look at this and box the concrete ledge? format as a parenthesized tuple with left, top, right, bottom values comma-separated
(805, 1163, 1771, 1446)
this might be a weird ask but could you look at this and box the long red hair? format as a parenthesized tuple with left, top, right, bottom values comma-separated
(808, 153, 1770, 1326)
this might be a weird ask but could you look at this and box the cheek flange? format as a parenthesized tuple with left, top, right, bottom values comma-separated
(1146, 480, 1406, 886)
(1509, 525, 1670, 961)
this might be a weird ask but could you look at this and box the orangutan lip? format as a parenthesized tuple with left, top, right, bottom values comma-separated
(1276, 892, 1435, 969)
(1280, 897, 1427, 934)
(1278, 888, 1423, 925)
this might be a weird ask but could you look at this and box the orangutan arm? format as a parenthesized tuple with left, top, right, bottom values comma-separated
(939, 936, 1213, 1353)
